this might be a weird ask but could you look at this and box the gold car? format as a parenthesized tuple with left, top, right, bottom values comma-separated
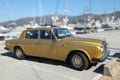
(5, 27, 109, 70)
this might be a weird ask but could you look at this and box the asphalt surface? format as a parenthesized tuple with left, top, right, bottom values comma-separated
(0, 30, 120, 80)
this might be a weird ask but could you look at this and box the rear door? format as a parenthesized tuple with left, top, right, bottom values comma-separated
(22, 30, 39, 56)
(36, 30, 57, 59)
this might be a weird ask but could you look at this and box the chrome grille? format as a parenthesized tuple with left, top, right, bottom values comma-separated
(102, 41, 107, 54)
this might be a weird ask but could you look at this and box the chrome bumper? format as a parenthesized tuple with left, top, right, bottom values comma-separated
(92, 50, 110, 62)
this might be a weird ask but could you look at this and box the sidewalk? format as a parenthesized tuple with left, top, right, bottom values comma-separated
(99, 69, 120, 80)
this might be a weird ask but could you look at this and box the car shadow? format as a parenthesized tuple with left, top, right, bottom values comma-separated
(108, 47, 120, 58)
(1, 52, 69, 68)
(1, 52, 16, 58)
(27, 56, 69, 67)
(109, 52, 120, 58)
(3, 51, 119, 72)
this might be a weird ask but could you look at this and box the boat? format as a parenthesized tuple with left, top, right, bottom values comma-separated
(0, 26, 11, 41)
(0, 26, 10, 33)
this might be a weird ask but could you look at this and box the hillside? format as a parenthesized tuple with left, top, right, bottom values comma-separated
(0, 11, 120, 27)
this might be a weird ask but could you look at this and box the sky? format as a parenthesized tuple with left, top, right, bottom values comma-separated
(0, 0, 120, 22)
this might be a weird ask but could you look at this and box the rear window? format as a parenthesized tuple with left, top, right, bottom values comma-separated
(26, 30, 38, 39)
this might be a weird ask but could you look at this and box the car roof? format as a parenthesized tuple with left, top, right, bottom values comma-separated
(26, 27, 66, 31)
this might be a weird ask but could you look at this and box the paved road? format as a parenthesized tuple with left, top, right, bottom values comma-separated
(0, 30, 120, 80)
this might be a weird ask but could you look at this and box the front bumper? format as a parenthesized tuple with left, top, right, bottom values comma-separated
(92, 50, 110, 62)
(4, 47, 9, 50)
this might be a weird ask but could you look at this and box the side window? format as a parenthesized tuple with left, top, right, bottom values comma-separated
(26, 30, 38, 39)
(40, 30, 51, 40)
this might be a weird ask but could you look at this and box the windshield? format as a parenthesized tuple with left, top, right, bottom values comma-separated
(54, 28, 72, 39)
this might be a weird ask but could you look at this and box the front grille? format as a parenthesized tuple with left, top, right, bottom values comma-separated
(102, 42, 107, 54)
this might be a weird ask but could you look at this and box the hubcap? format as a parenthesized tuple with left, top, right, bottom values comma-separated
(16, 49, 22, 58)
(72, 55, 83, 68)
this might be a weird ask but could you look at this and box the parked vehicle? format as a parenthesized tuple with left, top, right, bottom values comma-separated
(102, 24, 114, 31)
(74, 26, 91, 34)
(5, 27, 109, 70)
(96, 27, 104, 32)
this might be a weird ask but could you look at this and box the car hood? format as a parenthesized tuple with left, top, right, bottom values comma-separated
(59, 37, 103, 46)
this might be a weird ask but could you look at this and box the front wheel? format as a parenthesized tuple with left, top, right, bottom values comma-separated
(69, 52, 89, 71)
(14, 47, 25, 59)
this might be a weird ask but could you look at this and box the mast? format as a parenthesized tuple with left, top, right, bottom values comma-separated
(65, 0, 67, 17)
(63, 0, 69, 27)
(33, 7, 36, 26)
(85, 0, 92, 28)
(113, 0, 116, 23)
(55, 0, 60, 15)
(39, 0, 42, 25)
(87, 0, 92, 26)
(83, 7, 87, 26)
(51, 0, 60, 26)
(105, 10, 108, 23)
(89, 0, 92, 15)
(113, 0, 116, 21)
(113, 0, 116, 13)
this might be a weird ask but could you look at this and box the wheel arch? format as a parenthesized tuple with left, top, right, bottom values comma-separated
(14, 45, 26, 59)
(14, 46, 23, 52)
(66, 50, 91, 63)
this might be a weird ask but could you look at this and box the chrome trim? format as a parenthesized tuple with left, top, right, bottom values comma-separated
(100, 50, 110, 61)
(92, 50, 110, 62)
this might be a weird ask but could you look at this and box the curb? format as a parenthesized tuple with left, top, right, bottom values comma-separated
(104, 58, 120, 77)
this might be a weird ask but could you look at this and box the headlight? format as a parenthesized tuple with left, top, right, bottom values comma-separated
(98, 46, 104, 53)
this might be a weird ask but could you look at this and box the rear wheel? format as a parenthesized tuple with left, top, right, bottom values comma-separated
(69, 52, 89, 70)
(14, 47, 25, 59)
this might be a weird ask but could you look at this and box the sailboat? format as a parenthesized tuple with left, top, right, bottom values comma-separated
(0, 26, 10, 41)
(60, 0, 76, 35)
(0, 26, 10, 33)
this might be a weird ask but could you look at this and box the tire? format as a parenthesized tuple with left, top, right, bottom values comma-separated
(69, 52, 89, 71)
(14, 47, 25, 59)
